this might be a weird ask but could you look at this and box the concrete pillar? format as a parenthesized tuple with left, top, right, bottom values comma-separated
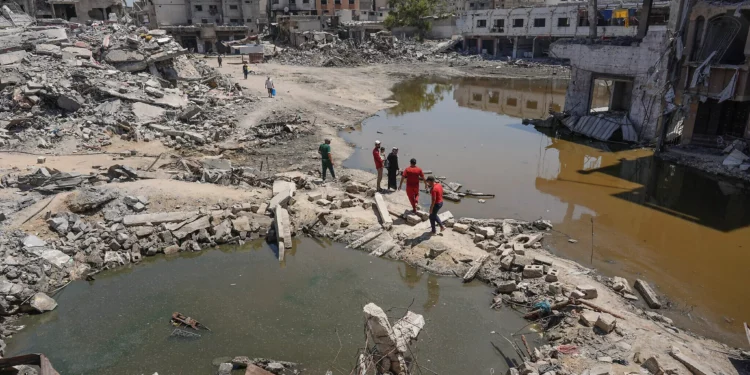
(588, 0, 597, 38)
(512, 36, 518, 59)
(636, 0, 653, 39)
(532, 37, 536, 58)
(493, 38, 499, 58)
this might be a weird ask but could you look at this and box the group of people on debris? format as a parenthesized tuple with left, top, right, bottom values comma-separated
(318, 139, 445, 235)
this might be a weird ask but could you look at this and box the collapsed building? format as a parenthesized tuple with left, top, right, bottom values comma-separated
(677, 1, 750, 147)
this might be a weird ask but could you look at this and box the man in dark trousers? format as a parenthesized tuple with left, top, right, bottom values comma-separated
(399, 158, 426, 213)
(373, 140, 384, 192)
(217, 55, 223, 67)
(426, 176, 446, 235)
(242, 63, 249, 79)
(386, 147, 399, 191)
(319, 138, 335, 181)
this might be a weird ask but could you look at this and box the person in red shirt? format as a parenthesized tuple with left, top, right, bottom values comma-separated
(373, 140, 384, 192)
(399, 158, 426, 213)
(426, 176, 446, 235)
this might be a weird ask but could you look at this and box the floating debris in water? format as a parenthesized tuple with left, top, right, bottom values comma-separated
(568, 239, 578, 243)
(478, 199, 486, 203)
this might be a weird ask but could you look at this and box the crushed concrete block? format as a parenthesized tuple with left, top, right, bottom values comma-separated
(580, 311, 600, 327)
(595, 314, 617, 333)
(29, 293, 57, 313)
(473, 233, 485, 243)
(232, 216, 252, 232)
(548, 282, 563, 295)
(452, 223, 469, 233)
(477, 226, 495, 238)
(500, 255, 514, 270)
(307, 192, 323, 201)
(316, 199, 332, 207)
(35, 44, 61, 56)
(612, 276, 631, 293)
(37, 156, 46, 164)
(576, 285, 598, 299)
(495, 280, 517, 294)
(57, 92, 84, 112)
(545, 269, 559, 282)
(61, 46, 92, 59)
(163, 244, 180, 255)
(523, 265, 544, 278)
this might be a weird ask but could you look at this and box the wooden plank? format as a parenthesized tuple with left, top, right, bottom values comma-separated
(123, 211, 198, 226)
(462, 254, 489, 282)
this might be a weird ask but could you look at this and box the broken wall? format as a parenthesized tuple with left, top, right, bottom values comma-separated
(152, 0, 190, 26)
(550, 28, 669, 142)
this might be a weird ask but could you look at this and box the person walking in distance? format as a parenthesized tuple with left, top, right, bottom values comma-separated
(399, 158, 426, 213)
(373, 140, 384, 192)
(319, 138, 335, 181)
(426, 176, 446, 235)
(386, 147, 399, 191)
(242, 63, 249, 79)
(265, 76, 274, 98)
(217, 54, 223, 67)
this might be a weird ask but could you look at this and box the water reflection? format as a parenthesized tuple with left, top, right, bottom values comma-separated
(398, 264, 441, 311)
(343, 76, 750, 347)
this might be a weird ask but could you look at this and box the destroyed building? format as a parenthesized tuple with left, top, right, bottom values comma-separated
(131, 0, 264, 52)
(545, 0, 677, 143)
(676, 1, 750, 147)
(459, 2, 669, 58)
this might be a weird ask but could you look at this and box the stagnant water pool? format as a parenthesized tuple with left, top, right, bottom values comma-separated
(342, 76, 750, 347)
(6, 238, 531, 374)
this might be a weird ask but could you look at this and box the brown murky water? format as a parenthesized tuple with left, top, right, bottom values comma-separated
(343, 77, 750, 348)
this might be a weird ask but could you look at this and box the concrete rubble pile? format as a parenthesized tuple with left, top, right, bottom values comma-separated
(239, 113, 315, 146)
(0, 19, 248, 153)
(214, 356, 299, 375)
(270, 32, 457, 67)
(0, 188, 278, 348)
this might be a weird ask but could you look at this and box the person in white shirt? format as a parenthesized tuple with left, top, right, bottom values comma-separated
(265, 77, 274, 98)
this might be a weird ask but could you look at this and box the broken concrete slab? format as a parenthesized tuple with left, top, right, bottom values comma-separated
(272, 180, 296, 196)
(35, 249, 71, 268)
(34, 44, 61, 57)
(0, 50, 26, 65)
(172, 215, 211, 240)
(373, 193, 393, 229)
(232, 216, 252, 232)
(132, 102, 166, 123)
(670, 346, 715, 375)
(576, 285, 598, 299)
(392, 310, 425, 353)
(274, 205, 292, 257)
(61, 46, 92, 60)
(123, 211, 199, 226)
(268, 189, 293, 211)
(635, 279, 662, 309)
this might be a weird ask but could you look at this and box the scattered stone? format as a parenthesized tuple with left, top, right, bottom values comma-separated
(29, 293, 57, 313)
(576, 285, 598, 299)
(523, 265, 544, 278)
(496, 280, 517, 294)
(453, 223, 469, 233)
(580, 311, 599, 327)
(595, 314, 617, 333)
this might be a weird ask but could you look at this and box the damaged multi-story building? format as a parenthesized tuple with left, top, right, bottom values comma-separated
(2, 0, 125, 21)
(676, 1, 750, 146)
(131, 0, 265, 53)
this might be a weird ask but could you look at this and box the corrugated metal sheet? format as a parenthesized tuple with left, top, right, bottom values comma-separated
(562, 114, 638, 142)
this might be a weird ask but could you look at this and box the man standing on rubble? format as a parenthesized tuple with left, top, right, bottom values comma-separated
(386, 147, 399, 191)
(373, 140, 384, 192)
(399, 158, 426, 213)
(426, 176, 445, 235)
(217, 54, 223, 67)
(265, 76, 275, 98)
(319, 138, 335, 181)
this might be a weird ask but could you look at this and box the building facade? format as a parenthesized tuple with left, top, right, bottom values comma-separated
(677, 2, 750, 146)
(459, 2, 669, 58)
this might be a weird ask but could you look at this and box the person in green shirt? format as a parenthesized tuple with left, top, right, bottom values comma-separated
(319, 138, 335, 181)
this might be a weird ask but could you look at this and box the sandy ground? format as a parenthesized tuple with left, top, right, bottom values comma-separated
(0, 59, 743, 375)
